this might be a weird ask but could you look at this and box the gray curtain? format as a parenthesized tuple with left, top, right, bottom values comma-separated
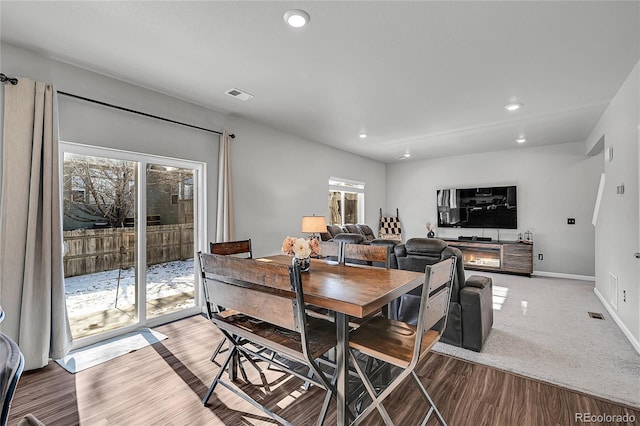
(216, 130, 235, 242)
(0, 77, 71, 370)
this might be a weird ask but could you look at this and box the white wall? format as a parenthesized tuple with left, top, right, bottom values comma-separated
(585, 61, 640, 349)
(227, 115, 386, 258)
(0, 43, 386, 259)
(386, 142, 601, 276)
(0, 42, 225, 244)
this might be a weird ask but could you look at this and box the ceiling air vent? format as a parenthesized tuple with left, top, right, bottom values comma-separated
(225, 88, 254, 101)
(588, 312, 605, 320)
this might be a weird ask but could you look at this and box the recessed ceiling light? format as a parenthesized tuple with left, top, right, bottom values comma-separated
(284, 9, 310, 28)
(505, 103, 523, 112)
(359, 133, 367, 139)
(516, 137, 527, 144)
(404, 152, 411, 158)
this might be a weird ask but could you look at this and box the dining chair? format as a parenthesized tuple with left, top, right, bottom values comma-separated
(342, 244, 391, 269)
(198, 252, 337, 426)
(319, 240, 341, 261)
(347, 256, 456, 425)
(207, 239, 254, 372)
(209, 239, 252, 258)
(342, 243, 392, 329)
(1, 329, 24, 426)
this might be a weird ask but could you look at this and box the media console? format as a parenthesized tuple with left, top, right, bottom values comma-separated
(442, 238, 533, 276)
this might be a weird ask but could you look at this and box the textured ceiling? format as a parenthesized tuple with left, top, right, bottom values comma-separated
(1, 1, 639, 162)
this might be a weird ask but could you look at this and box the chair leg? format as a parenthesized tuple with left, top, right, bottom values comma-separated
(411, 371, 447, 426)
(266, 350, 279, 371)
(221, 337, 266, 383)
(203, 345, 237, 405)
(237, 352, 250, 382)
(316, 368, 338, 426)
(303, 367, 315, 391)
(348, 350, 393, 426)
(210, 338, 226, 362)
(238, 350, 271, 392)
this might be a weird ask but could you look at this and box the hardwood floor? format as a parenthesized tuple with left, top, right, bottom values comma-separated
(8, 315, 639, 425)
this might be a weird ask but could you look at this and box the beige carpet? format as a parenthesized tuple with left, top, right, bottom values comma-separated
(433, 272, 640, 408)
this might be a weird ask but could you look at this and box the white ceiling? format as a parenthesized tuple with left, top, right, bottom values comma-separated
(1, 1, 639, 163)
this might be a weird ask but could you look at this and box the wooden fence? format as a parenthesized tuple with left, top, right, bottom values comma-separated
(63, 224, 194, 278)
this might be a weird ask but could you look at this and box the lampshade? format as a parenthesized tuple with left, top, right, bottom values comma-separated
(301, 216, 327, 233)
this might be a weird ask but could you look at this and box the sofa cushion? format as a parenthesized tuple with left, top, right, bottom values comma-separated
(326, 224, 346, 239)
(405, 238, 447, 255)
(320, 232, 332, 241)
(343, 224, 362, 235)
(356, 224, 376, 241)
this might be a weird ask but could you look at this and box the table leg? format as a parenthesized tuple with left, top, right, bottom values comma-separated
(229, 352, 238, 381)
(335, 312, 349, 425)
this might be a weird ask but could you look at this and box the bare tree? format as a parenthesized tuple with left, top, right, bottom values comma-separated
(63, 155, 194, 229)
(63, 155, 136, 228)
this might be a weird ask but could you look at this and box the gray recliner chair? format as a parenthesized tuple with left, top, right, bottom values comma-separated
(392, 238, 493, 352)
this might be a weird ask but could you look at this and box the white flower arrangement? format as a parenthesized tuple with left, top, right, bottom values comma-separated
(282, 236, 320, 258)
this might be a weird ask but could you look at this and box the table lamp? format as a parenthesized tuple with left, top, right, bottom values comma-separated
(301, 215, 327, 240)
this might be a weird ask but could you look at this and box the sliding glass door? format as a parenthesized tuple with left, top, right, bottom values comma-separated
(61, 143, 205, 347)
(62, 152, 139, 337)
(145, 163, 197, 319)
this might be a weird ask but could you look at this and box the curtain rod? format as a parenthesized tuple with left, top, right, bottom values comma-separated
(0, 72, 234, 138)
(58, 91, 234, 138)
(0, 73, 18, 85)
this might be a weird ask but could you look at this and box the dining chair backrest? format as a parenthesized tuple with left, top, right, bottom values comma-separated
(199, 253, 299, 331)
(342, 243, 391, 269)
(319, 240, 341, 260)
(413, 256, 456, 361)
(209, 239, 253, 259)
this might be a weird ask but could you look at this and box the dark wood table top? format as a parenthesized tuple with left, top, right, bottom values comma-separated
(258, 255, 424, 318)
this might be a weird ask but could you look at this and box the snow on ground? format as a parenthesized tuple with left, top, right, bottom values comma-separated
(65, 259, 195, 317)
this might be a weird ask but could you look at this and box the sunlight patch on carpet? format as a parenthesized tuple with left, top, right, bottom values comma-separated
(492, 285, 508, 310)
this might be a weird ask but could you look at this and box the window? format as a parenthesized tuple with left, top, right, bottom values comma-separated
(328, 177, 365, 225)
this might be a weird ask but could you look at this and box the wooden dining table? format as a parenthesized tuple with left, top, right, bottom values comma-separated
(257, 255, 425, 425)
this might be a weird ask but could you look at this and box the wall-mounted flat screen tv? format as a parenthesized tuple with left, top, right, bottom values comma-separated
(437, 185, 517, 229)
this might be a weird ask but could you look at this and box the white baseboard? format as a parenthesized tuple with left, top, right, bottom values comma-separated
(594, 287, 640, 355)
(532, 270, 595, 281)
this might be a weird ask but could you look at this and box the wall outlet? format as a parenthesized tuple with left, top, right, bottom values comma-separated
(623, 290, 626, 302)
(538, 253, 543, 261)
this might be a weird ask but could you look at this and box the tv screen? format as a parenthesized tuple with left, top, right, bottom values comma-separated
(437, 185, 517, 229)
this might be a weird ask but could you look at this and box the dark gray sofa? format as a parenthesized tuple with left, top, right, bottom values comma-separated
(392, 238, 493, 352)
(321, 223, 377, 242)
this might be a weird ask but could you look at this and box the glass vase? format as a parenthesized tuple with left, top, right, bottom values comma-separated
(293, 256, 311, 272)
